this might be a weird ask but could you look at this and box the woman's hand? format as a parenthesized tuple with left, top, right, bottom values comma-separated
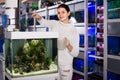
(32, 13, 42, 21)
(65, 37, 73, 52)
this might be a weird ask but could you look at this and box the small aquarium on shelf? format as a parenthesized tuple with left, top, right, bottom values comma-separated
(88, 25, 96, 47)
(5, 32, 58, 78)
(73, 50, 95, 73)
(79, 25, 96, 48)
(79, 35, 84, 47)
(49, 15, 58, 20)
(107, 71, 120, 80)
(108, 36, 120, 56)
(74, 10, 84, 23)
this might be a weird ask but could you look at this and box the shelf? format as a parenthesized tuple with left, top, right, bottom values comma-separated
(47, 0, 86, 15)
(107, 34, 120, 37)
(74, 23, 85, 27)
(108, 7, 120, 11)
(107, 55, 120, 60)
(89, 72, 103, 80)
(89, 55, 104, 59)
(76, 27, 85, 34)
(108, 19, 120, 23)
(36, 8, 47, 12)
(66, 0, 84, 5)
(79, 47, 85, 51)
(74, 23, 85, 34)
(88, 47, 96, 51)
(73, 69, 84, 76)
(88, 23, 96, 25)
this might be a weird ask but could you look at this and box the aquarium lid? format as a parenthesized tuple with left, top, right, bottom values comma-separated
(5, 32, 58, 39)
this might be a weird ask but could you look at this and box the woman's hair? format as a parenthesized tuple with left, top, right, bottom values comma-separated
(57, 4, 71, 19)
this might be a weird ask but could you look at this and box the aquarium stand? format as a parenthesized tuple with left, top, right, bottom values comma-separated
(5, 72, 58, 80)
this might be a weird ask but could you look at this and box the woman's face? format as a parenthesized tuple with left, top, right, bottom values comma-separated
(57, 7, 70, 23)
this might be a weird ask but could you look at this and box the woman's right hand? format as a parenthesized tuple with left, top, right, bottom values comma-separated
(32, 13, 42, 21)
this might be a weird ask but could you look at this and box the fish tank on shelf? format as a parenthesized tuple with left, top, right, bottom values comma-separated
(5, 32, 58, 78)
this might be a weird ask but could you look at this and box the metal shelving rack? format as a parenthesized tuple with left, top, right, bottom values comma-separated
(72, 0, 97, 80)
(88, 0, 105, 80)
(103, 0, 107, 80)
(104, 0, 120, 80)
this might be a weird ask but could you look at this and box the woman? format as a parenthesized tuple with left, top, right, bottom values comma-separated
(32, 4, 79, 80)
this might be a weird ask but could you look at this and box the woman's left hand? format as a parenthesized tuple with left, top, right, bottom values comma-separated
(64, 37, 73, 52)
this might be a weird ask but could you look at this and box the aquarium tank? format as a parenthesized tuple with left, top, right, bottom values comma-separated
(79, 25, 96, 48)
(5, 32, 58, 77)
(79, 35, 84, 47)
(73, 50, 95, 72)
(74, 10, 84, 23)
(49, 15, 58, 20)
(108, 36, 120, 56)
(88, 25, 96, 47)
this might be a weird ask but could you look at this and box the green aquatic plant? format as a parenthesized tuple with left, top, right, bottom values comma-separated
(12, 39, 52, 74)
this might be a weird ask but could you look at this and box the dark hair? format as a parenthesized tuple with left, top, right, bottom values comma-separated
(57, 4, 71, 19)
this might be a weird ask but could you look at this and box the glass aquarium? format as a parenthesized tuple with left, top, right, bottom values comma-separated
(73, 50, 95, 73)
(5, 32, 58, 78)
(108, 36, 120, 56)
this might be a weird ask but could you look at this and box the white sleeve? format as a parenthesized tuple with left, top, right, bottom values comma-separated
(68, 28, 79, 57)
(38, 18, 57, 28)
